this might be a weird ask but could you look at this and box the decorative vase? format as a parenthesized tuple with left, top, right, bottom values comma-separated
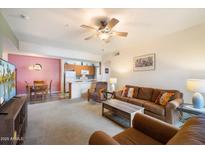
(192, 92, 204, 109)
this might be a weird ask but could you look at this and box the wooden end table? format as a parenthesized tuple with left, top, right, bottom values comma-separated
(177, 103, 205, 122)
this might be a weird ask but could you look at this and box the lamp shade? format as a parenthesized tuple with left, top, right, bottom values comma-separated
(187, 79, 205, 93)
(110, 78, 117, 84)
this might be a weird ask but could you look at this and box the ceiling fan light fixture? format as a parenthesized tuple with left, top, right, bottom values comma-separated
(80, 17, 128, 42)
(99, 33, 110, 40)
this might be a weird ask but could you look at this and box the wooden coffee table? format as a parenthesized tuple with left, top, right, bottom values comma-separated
(102, 99, 144, 127)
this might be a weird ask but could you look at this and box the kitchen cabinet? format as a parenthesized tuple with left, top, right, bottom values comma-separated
(64, 64, 95, 75)
(64, 64, 75, 71)
(75, 65, 82, 75)
(71, 81, 93, 99)
(89, 66, 95, 75)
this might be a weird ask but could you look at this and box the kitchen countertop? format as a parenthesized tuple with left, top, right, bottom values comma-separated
(72, 79, 97, 83)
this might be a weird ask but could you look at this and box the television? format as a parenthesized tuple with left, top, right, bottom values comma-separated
(0, 58, 16, 109)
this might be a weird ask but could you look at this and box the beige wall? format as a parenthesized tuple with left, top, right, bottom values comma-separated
(0, 12, 19, 59)
(103, 23, 205, 102)
(0, 13, 19, 49)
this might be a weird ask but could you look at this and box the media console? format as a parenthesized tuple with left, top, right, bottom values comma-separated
(0, 96, 28, 145)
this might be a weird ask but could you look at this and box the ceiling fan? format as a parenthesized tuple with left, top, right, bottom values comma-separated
(80, 18, 128, 42)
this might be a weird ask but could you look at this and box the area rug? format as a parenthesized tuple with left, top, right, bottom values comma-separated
(24, 99, 124, 145)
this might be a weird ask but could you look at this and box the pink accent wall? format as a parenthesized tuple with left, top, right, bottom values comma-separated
(8, 54, 61, 94)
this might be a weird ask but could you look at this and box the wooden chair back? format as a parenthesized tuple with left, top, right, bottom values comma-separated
(34, 80, 45, 85)
(95, 82, 107, 93)
(49, 80, 52, 95)
(90, 82, 96, 93)
(25, 81, 29, 93)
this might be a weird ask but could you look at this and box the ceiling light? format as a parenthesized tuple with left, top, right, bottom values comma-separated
(99, 33, 110, 40)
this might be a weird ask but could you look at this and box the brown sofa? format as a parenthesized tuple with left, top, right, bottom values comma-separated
(114, 85, 183, 124)
(89, 113, 205, 145)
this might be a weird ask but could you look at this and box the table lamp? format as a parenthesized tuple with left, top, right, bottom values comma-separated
(110, 78, 117, 92)
(187, 79, 205, 109)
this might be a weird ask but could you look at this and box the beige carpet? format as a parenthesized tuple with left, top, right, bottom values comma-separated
(24, 99, 124, 145)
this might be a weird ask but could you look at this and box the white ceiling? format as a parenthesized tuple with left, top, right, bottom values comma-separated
(1, 8, 205, 55)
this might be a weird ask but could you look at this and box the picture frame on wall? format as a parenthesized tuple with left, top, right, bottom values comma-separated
(133, 53, 155, 71)
(105, 68, 109, 74)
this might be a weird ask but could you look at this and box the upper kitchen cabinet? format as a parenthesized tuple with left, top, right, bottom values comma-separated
(82, 65, 95, 75)
(64, 64, 75, 71)
(64, 64, 95, 76)
(75, 65, 82, 75)
(88, 66, 95, 75)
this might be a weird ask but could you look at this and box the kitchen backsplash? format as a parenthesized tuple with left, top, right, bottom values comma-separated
(76, 75, 95, 79)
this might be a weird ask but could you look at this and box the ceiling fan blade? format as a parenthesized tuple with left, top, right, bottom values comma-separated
(112, 31, 128, 37)
(84, 34, 96, 40)
(106, 18, 119, 29)
(80, 25, 97, 30)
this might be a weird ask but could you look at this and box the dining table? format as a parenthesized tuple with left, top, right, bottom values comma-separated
(26, 83, 49, 100)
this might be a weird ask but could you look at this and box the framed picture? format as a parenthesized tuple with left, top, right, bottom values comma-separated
(133, 53, 155, 71)
(105, 68, 109, 74)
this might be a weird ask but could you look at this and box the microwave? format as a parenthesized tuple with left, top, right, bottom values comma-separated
(81, 70, 89, 75)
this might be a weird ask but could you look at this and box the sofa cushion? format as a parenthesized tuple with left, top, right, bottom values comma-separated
(127, 88, 135, 98)
(163, 90, 182, 99)
(144, 102, 165, 116)
(137, 87, 154, 101)
(155, 91, 164, 104)
(115, 95, 129, 102)
(151, 89, 161, 102)
(121, 87, 129, 97)
(167, 114, 205, 145)
(158, 92, 175, 106)
(128, 98, 150, 107)
(126, 85, 139, 98)
(113, 128, 162, 145)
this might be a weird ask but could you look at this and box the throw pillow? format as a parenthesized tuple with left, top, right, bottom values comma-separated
(121, 87, 129, 97)
(155, 91, 164, 104)
(127, 88, 135, 98)
(159, 92, 175, 106)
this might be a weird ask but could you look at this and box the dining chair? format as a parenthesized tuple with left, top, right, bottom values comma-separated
(25, 81, 34, 100)
(25, 81, 29, 95)
(34, 84, 48, 100)
(49, 80, 52, 96)
(33, 80, 47, 100)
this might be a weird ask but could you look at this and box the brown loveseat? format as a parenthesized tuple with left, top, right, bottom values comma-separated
(89, 113, 205, 145)
(114, 85, 183, 125)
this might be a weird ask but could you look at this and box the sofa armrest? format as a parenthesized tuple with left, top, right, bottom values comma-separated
(89, 131, 120, 145)
(132, 113, 179, 144)
(113, 90, 123, 98)
(165, 98, 183, 124)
